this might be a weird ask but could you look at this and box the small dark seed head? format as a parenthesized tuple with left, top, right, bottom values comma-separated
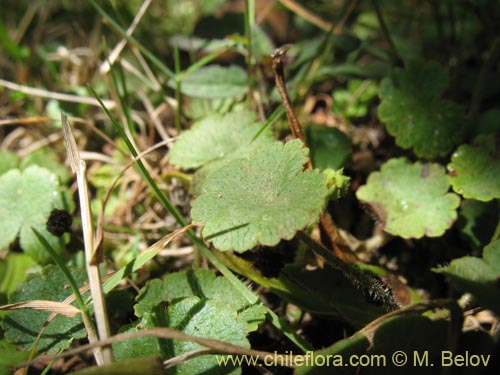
(46, 209, 72, 237)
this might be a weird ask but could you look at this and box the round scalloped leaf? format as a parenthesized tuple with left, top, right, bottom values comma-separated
(171, 65, 247, 99)
(434, 240, 500, 315)
(378, 60, 466, 159)
(0, 166, 71, 263)
(305, 125, 351, 170)
(448, 144, 500, 202)
(170, 110, 272, 169)
(134, 269, 265, 332)
(356, 158, 460, 238)
(191, 140, 328, 252)
(20, 147, 70, 183)
(167, 297, 248, 374)
(2, 264, 87, 354)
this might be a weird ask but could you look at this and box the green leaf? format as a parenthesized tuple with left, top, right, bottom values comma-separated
(458, 199, 499, 249)
(183, 97, 239, 120)
(434, 239, 500, 315)
(0, 22, 30, 61)
(173, 65, 247, 99)
(119, 295, 249, 374)
(165, 296, 248, 375)
(191, 140, 329, 252)
(170, 110, 272, 169)
(0, 166, 72, 263)
(332, 79, 379, 119)
(249, 24, 274, 62)
(306, 126, 351, 170)
(0, 151, 19, 175)
(323, 169, 350, 200)
(1, 265, 87, 354)
(0, 339, 29, 375)
(216, 252, 389, 328)
(237, 304, 267, 333)
(170, 35, 235, 54)
(316, 61, 390, 79)
(448, 144, 500, 201)
(356, 158, 460, 238)
(20, 147, 70, 183)
(113, 319, 164, 361)
(0, 253, 35, 304)
(134, 269, 264, 332)
(378, 60, 466, 159)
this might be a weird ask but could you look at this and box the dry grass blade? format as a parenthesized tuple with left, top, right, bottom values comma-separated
(61, 114, 80, 174)
(18, 327, 306, 370)
(278, 0, 332, 31)
(148, 224, 197, 252)
(99, 224, 197, 296)
(61, 113, 112, 365)
(0, 301, 81, 318)
(99, 0, 153, 74)
(92, 139, 174, 265)
(0, 116, 52, 126)
(359, 299, 460, 346)
(0, 78, 115, 109)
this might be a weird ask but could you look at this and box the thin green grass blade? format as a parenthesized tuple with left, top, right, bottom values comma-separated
(108, 56, 135, 137)
(89, 0, 174, 79)
(252, 106, 285, 142)
(176, 44, 238, 81)
(31, 228, 87, 314)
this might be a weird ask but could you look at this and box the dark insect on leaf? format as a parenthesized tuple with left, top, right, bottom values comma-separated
(46, 209, 72, 237)
(364, 275, 398, 309)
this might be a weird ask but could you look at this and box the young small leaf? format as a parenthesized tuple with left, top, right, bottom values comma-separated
(305, 126, 351, 170)
(378, 60, 466, 159)
(191, 140, 329, 252)
(458, 199, 499, 249)
(448, 144, 500, 202)
(171, 65, 247, 99)
(356, 158, 460, 238)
